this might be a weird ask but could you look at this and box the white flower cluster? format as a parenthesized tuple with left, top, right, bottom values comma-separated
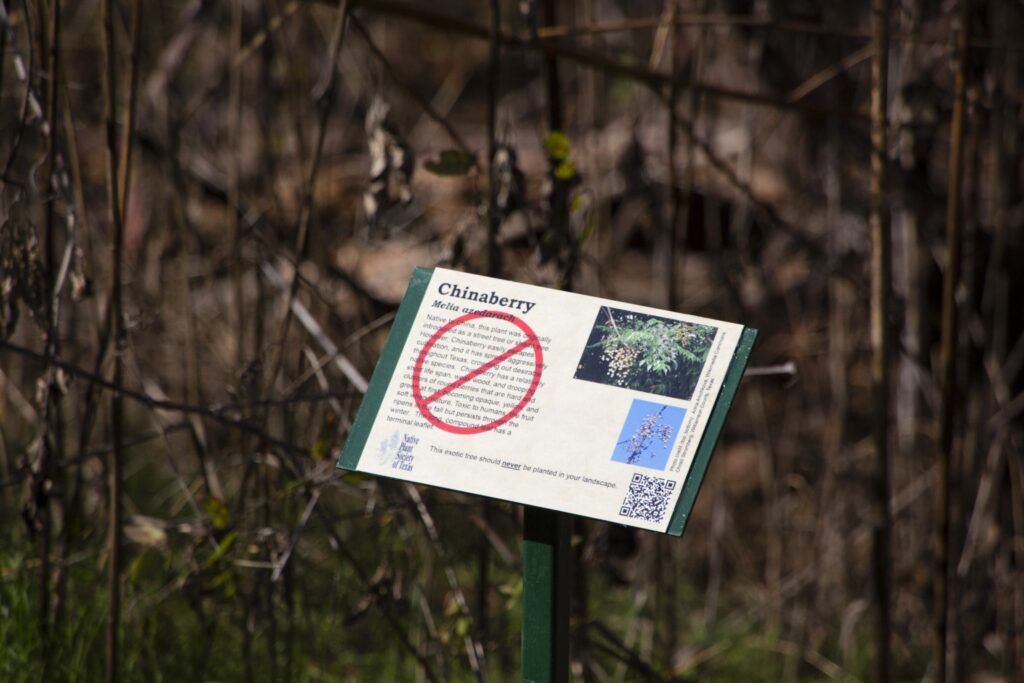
(625, 412, 673, 464)
(603, 344, 640, 384)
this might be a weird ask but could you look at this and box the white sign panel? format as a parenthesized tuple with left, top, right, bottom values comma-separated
(338, 267, 751, 533)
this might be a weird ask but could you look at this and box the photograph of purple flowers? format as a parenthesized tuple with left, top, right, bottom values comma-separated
(575, 306, 717, 401)
(611, 399, 687, 471)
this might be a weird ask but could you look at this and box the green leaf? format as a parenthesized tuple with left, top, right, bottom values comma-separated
(554, 160, 576, 180)
(499, 577, 523, 610)
(310, 437, 328, 462)
(543, 131, 571, 161)
(128, 554, 146, 584)
(210, 569, 233, 588)
(205, 497, 230, 531)
(211, 568, 237, 599)
(578, 217, 596, 243)
(678, 347, 700, 363)
(202, 530, 238, 570)
(423, 149, 475, 176)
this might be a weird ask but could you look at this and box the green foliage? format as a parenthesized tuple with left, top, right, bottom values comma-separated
(593, 313, 715, 396)
(542, 131, 572, 161)
(554, 159, 576, 181)
(543, 132, 578, 181)
(205, 497, 231, 531)
(1, 546, 104, 682)
(584, 568, 873, 683)
(569, 193, 586, 214)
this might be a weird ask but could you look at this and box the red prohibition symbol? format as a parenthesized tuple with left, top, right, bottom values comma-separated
(411, 310, 543, 435)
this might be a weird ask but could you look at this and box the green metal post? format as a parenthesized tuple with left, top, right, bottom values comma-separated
(522, 507, 571, 682)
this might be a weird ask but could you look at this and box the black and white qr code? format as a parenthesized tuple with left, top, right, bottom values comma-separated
(619, 473, 677, 523)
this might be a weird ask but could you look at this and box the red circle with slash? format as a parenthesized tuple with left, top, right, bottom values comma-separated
(411, 311, 543, 434)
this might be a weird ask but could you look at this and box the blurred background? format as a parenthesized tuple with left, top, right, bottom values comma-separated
(1, 0, 1022, 680)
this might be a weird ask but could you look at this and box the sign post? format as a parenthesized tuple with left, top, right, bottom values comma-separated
(337, 267, 756, 680)
(522, 507, 571, 683)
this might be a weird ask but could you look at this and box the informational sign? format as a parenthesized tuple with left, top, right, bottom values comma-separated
(337, 268, 756, 534)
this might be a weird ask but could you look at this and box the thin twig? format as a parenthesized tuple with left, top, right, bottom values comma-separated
(328, 0, 867, 120)
(531, 10, 1024, 51)
(0, 0, 78, 221)
(587, 620, 669, 683)
(271, 488, 320, 582)
(260, 261, 369, 393)
(348, 15, 474, 156)
(101, 0, 126, 678)
(0, 0, 38, 181)
(787, 44, 873, 104)
(0, 340, 311, 457)
(935, 3, 971, 680)
(485, 0, 500, 276)
(312, 506, 443, 682)
(868, 1, 892, 680)
(36, 0, 63, 649)
(267, 0, 350, 393)
(655, 92, 824, 258)
(116, 0, 141, 222)
(230, 0, 246, 372)
(179, 1, 301, 122)
(661, 0, 680, 310)
(0, 423, 193, 491)
(404, 483, 487, 680)
(0, 6, 6, 104)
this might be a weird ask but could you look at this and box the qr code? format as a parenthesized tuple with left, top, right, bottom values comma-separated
(619, 473, 677, 523)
